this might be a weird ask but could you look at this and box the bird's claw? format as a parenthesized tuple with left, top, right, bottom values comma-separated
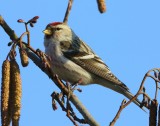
(72, 79, 83, 92)
(36, 49, 50, 68)
(66, 79, 83, 93)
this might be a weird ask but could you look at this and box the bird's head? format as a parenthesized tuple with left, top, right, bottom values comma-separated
(43, 22, 74, 43)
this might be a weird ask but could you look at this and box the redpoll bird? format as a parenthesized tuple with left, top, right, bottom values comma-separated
(43, 22, 142, 109)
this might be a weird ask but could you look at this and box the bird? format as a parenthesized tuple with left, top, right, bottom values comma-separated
(43, 22, 143, 109)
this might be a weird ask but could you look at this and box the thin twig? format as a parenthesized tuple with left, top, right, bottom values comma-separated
(110, 68, 160, 125)
(110, 100, 126, 126)
(53, 75, 99, 126)
(122, 73, 148, 108)
(51, 91, 86, 125)
(63, 0, 73, 24)
(148, 75, 160, 83)
(25, 23, 30, 46)
(22, 42, 38, 55)
(123, 68, 160, 108)
(155, 81, 159, 100)
(19, 32, 29, 48)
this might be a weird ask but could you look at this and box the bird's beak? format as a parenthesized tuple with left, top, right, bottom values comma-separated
(43, 29, 52, 35)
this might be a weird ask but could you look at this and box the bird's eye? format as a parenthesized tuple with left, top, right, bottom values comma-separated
(55, 28, 61, 31)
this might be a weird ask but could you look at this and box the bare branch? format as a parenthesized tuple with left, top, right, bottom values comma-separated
(0, 15, 18, 40)
(0, 15, 100, 126)
(51, 91, 87, 125)
(63, 0, 73, 24)
(110, 68, 160, 125)
(109, 100, 126, 126)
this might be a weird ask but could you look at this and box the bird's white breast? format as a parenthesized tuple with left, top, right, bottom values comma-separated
(44, 39, 93, 85)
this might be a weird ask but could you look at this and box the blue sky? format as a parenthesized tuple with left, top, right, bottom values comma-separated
(1, 0, 160, 126)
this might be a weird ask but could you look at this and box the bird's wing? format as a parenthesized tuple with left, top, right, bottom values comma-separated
(60, 38, 128, 90)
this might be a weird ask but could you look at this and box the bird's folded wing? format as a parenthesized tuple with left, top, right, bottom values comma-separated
(60, 39, 128, 90)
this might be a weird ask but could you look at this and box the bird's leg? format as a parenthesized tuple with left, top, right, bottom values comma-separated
(65, 81, 87, 125)
(66, 81, 71, 104)
(72, 78, 83, 86)
(36, 49, 51, 68)
(51, 77, 86, 125)
(36, 48, 51, 61)
(66, 82, 73, 123)
(65, 80, 82, 113)
(71, 78, 83, 92)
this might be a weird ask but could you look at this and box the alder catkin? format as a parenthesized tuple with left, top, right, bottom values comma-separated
(10, 59, 22, 126)
(97, 0, 106, 13)
(1, 60, 11, 126)
(19, 48, 29, 67)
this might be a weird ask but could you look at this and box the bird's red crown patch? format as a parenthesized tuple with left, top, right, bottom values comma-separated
(49, 22, 63, 26)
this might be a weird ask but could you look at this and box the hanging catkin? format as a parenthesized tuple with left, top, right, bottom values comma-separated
(10, 59, 22, 126)
(19, 48, 29, 67)
(1, 60, 11, 126)
(97, 0, 106, 13)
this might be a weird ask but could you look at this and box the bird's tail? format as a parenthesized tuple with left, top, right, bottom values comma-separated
(115, 88, 146, 112)
(122, 89, 141, 107)
(123, 91, 147, 112)
(98, 81, 146, 111)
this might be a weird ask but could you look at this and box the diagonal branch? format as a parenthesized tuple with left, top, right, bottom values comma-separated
(0, 16, 18, 40)
(0, 15, 99, 126)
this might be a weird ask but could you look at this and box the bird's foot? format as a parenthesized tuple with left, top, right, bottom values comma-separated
(70, 79, 83, 92)
(36, 49, 51, 68)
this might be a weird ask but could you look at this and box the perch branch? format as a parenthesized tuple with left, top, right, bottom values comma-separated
(63, 0, 73, 24)
(0, 15, 99, 126)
